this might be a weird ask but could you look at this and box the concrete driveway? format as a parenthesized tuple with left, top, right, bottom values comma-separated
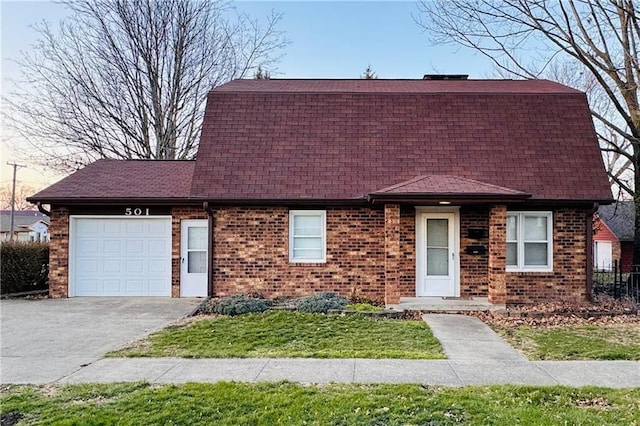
(0, 297, 201, 384)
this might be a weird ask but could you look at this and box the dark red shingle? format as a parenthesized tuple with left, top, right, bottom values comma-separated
(191, 79, 612, 202)
(28, 160, 194, 202)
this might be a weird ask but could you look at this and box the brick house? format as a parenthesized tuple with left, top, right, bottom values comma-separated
(28, 78, 613, 305)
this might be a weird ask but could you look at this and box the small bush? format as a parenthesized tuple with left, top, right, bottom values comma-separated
(296, 292, 349, 314)
(1, 242, 49, 295)
(213, 294, 271, 316)
(345, 303, 385, 312)
(195, 298, 218, 315)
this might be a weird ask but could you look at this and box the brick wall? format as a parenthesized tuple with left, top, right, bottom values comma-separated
(384, 204, 401, 304)
(171, 207, 208, 297)
(398, 207, 416, 298)
(488, 204, 507, 304)
(48, 206, 69, 298)
(505, 207, 590, 305)
(460, 205, 490, 297)
(212, 206, 386, 302)
(45, 203, 591, 305)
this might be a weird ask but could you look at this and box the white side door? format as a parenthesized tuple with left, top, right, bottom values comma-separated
(417, 212, 457, 297)
(180, 219, 209, 297)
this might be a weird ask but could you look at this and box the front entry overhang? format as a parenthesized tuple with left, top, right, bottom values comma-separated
(369, 174, 531, 204)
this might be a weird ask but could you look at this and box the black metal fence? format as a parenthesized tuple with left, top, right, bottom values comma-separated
(593, 260, 640, 304)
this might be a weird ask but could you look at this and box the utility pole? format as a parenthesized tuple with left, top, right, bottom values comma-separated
(6, 162, 25, 241)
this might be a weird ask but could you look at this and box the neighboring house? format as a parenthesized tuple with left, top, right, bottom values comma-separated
(592, 215, 619, 271)
(0, 210, 50, 242)
(28, 78, 613, 305)
(596, 201, 635, 272)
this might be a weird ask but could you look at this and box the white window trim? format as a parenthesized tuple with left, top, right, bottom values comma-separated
(289, 210, 326, 263)
(506, 211, 553, 273)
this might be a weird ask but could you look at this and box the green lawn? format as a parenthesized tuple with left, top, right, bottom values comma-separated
(2, 382, 639, 425)
(109, 311, 445, 359)
(493, 323, 640, 360)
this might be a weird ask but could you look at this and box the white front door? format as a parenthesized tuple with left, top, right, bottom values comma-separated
(416, 212, 458, 297)
(180, 220, 209, 297)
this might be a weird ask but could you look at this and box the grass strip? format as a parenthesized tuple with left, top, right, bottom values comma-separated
(109, 311, 445, 359)
(1, 382, 639, 425)
(493, 323, 640, 360)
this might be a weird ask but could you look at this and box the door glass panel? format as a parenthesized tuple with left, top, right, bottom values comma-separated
(188, 227, 207, 250)
(524, 216, 547, 240)
(426, 219, 448, 247)
(426, 218, 449, 276)
(427, 248, 448, 275)
(188, 251, 207, 273)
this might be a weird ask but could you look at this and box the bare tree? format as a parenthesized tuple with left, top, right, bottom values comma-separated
(416, 0, 640, 262)
(4, 0, 287, 172)
(0, 184, 37, 211)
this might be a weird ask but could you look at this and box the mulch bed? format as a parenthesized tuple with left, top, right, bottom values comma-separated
(470, 297, 639, 328)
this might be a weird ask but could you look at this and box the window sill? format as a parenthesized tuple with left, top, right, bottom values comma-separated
(289, 259, 327, 264)
(506, 267, 553, 273)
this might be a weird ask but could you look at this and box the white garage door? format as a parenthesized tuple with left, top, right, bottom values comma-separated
(71, 217, 172, 296)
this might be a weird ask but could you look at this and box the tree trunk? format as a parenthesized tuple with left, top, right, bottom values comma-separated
(634, 163, 640, 266)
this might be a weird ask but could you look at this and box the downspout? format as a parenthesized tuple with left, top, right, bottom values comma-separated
(204, 202, 215, 298)
(36, 202, 51, 216)
(586, 203, 599, 302)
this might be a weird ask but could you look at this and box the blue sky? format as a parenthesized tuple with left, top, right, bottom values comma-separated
(233, 1, 494, 79)
(0, 1, 496, 188)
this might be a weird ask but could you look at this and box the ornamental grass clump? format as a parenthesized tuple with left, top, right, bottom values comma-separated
(296, 292, 349, 314)
(213, 294, 271, 316)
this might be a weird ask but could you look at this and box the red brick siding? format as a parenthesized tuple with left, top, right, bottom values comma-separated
(384, 204, 401, 304)
(212, 206, 386, 302)
(171, 207, 208, 297)
(398, 207, 416, 298)
(506, 208, 590, 305)
(45, 203, 591, 305)
(488, 205, 507, 304)
(460, 205, 490, 298)
(48, 206, 70, 298)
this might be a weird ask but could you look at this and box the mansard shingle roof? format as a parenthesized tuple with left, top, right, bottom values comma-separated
(190, 79, 612, 203)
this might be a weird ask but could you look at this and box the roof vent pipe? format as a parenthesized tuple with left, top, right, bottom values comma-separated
(423, 74, 469, 80)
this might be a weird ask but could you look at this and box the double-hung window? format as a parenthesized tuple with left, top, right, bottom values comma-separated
(289, 210, 326, 263)
(506, 212, 553, 272)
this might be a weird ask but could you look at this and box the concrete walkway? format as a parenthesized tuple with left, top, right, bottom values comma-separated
(45, 314, 640, 388)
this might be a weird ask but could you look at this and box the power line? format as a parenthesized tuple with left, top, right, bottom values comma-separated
(6, 162, 26, 241)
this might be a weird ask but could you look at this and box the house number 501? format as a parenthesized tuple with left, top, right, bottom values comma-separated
(125, 207, 150, 216)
